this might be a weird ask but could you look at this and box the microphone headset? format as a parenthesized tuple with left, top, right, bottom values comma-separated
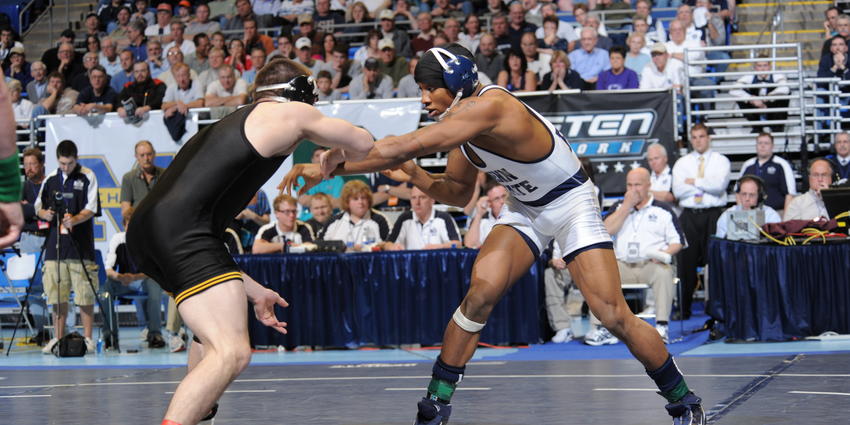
(736, 174, 767, 207)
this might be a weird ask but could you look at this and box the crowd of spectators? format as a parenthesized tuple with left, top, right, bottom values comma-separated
(0, 0, 741, 123)
(11, 1, 849, 353)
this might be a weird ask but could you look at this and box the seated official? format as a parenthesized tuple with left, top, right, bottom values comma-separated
(715, 175, 781, 238)
(304, 192, 334, 240)
(102, 208, 166, 348)
(322, 180, 390, 252)
(784, 159, 834, 221)
(386, 187, 461, 250)
(543, 240, 583, 344)
(252, 194, 313, 254)
(463, 183, 509, 249)
(585, 168, 684, 346)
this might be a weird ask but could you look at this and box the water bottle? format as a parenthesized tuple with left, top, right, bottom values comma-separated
(96, 337, 104, 355)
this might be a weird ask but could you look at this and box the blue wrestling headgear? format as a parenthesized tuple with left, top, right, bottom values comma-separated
(427, 46, 479, 99)
(255, 75, 319, 105)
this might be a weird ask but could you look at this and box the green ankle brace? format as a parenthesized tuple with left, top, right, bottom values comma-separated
(661, 380, 691, 403)
(427, 378, 457, 403)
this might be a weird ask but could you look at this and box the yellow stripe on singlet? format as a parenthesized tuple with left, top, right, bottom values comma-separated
(174, 272, 243, 305)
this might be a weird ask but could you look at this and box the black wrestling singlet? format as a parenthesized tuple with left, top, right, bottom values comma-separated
(127, 104, 287, 304)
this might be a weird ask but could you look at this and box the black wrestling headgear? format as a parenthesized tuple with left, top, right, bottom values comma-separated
(254, 75, 319, 105)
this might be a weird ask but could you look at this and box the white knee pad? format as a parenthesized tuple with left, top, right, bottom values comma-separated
(452, 307, 486, 333)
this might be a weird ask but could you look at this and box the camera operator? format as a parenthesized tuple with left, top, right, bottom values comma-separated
(34, 140, 99, 354)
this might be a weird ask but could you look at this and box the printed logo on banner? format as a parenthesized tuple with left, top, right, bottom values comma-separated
(79, 154, 174, 240)
(544, 110, 658, 157)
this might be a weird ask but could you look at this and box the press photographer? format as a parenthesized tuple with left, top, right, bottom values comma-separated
(35, 140, 100, 354)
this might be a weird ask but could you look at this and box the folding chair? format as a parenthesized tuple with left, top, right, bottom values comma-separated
(0, 250, 39, 336)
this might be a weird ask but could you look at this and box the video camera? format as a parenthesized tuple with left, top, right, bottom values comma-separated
(50, 190, 66, 216)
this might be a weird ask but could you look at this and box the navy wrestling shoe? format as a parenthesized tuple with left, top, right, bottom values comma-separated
(414, 397, 452, 425)
(665, 392, 705, 425)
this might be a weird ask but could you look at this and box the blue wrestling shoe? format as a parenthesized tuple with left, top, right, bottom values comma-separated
(665, 392, 705, 425)
(414, 397, 452, 425)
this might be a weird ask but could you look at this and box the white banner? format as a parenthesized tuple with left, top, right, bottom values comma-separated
(42, 100, 422, 256)
(257, 99, 423, 204)
(45, 111, 198, 256)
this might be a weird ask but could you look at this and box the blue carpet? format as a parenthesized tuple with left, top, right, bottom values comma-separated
(487, 312, 712, 363)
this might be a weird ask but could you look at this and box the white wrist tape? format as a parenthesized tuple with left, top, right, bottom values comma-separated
(452, 307, 486, 333)
(646, 250, 672, 264)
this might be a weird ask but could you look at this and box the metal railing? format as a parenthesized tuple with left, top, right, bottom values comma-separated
(683, 43, 807, 157)
(680, 41, 850, 179)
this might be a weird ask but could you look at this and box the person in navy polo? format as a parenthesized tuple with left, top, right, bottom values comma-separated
(738, 132, 797, 213)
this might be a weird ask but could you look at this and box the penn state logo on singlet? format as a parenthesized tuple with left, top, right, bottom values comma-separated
(459, 85, 587, 207)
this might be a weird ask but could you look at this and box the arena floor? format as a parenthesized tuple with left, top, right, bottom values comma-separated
(2, 315, 849, 425)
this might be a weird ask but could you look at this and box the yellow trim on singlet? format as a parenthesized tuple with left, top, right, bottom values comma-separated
(174, 271, 243, 305)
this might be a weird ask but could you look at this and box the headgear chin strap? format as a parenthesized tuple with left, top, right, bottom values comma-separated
(255, 75, 319, 105)
(427, 47, 479, 121)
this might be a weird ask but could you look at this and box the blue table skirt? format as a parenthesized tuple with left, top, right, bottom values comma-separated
(707, 238, 850, 341)
(235, 249, 543, 348)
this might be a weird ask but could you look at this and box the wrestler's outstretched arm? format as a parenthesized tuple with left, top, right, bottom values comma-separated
(281, 96, 498, 196)
(326, 96, 499, 175)
(246, 100, 375, 161)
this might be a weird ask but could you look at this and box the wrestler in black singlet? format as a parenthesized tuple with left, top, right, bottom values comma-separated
(127, 103, 287, 305)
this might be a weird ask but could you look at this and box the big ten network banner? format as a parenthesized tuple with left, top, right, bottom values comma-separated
(44, 111, 196, 255)
(521, 89, 676, 195)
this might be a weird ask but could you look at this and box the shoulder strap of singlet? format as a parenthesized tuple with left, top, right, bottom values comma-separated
(478, 84, 510, 96)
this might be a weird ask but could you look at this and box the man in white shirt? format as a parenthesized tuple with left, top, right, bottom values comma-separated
(163, 21, 196, 59)
(676, 4, 704, 43)
(204, 66, 248, 107)
(584, 167, 684, 345)
(99, 37, 122, 76)
(729, 57, 791, 133)
(639, 43, 684, 92)
(520, 32, 551, 81)
(162, 63, 204, 118)
(647, 143, 675, 204)
(715, 175, 781, 238)
(8, 79, 34, 122)
(784, 159, 833, 221)
(665, 20, 713, 102)
(144, 3, 174, 44)
(156, 47, 199, 87)
(387, 187, 461, 250)
(252, 194, 314, 253)
(463, 184, 508, 249)
(196, 48, 239, 94)
(672, 124, 730, 319)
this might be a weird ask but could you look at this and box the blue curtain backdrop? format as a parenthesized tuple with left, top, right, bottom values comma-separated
(236, 249, 543, 348)
(707, 239, 850, 341)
